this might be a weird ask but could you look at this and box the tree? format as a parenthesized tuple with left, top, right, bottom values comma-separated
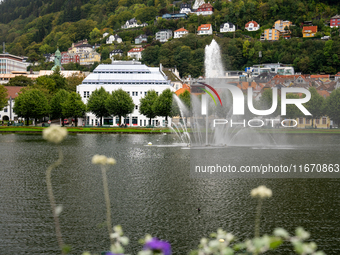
(139, 90, 158, 125)
(106, 89, 134, 125)
(256, 88, 281, 118)
(0, 85, 8, 110)
(153, 88, 173, 125)
(7, 76, 34, 87)
(50, 89, 69, 126)
(177, 90, 192, 124)
(101, 48, 110, 61)
(62, 92, 86, 127)
(87, 87, 110, 126)
(304, 87, 325, 127)
(13, 88, 49, 126)
(325, 88, 340, 126)
(282, 93, 302, 121)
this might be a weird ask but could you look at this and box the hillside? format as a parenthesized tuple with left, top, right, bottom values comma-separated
(1, 0, 340, 76)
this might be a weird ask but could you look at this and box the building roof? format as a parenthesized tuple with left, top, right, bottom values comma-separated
(245, 20, 259, 28)
(220, 22, 235, 28)
(198, 3, 213, 9)
(4, 86, 23, 99)
(302, 26, 317, 33)
(128, 48, 144, 53)
(180, 3, 191, 8)
(331, 14, 340, 19)
(136, 34, 148, 39)
(174, 27, 188, 32)
(110, 49, 123, 54)
(310, 74, 330, 79)
(197, 24, 211, 31)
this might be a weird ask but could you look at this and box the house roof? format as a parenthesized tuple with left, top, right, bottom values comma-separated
(302, 26, 317, 33)
(220, 22, 235, 28)
(197, 24, 211, 31)
(128, 48, 144, 53)
(110, 49, 123, 53)
(317, 90, 330, 98)
(175, 87, 190, 96)
(198, 3, 213, 9)
(310, 74, 330, 79)
(136, 34, 148, 39)
(174, 27, 188, 32)
(4, 86, 23, 99)
(331, 14, 340, 19)
(245, 20, 259, 28)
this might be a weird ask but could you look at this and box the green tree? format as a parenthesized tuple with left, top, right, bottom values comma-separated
(7, 76, 34, 87)
(139, 90, 158, 125)
(106, 88, 134, 125)
(178, 90, 192, 123)
(62, 92, 86, 127)
(283, 93, 302, 121)
(325, 88, 340, 126)
(50, 89, 69, 126)
(256, 88, 281, 118)
(0, 85, 8, 110)
(101, 48, 110, 61)
(87, 87, 110, 126)
(304, 87, 325, 127)
(153, 88, 173, 125)
(13, 88, 49, 126)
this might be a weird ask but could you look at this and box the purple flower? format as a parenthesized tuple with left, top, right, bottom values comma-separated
(144, 238, 172, 255)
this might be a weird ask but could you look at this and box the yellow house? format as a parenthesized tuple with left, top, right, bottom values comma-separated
(79, 52, 101, 65)
(302, 26, 317, 38)
(263, 29, 280, 41)
(296, 116, 331, 129)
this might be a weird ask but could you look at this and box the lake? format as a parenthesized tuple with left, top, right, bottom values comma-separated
(0, 133, 339, 254)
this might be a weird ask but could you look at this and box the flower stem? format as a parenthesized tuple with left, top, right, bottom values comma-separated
(255, 198, 263, 238)
(101, 166, 114, 244)
(46, 146, 65, 254)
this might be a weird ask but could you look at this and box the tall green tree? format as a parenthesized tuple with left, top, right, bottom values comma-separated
(106, 89, 134, 125)
(13, 88, 49, 126)
(139, 90, 158, 125)
(87, 87, 110, 126)
(62, 92, 86, 127)
(256, 88, 281, 118)
(50, 89, 69, 126)
(7, 76, 34, 87)
(304, 87, 325, 127)
(0, 85, 8, 110)
(325, 88, 340, 126)
(153, 88, 173, 125)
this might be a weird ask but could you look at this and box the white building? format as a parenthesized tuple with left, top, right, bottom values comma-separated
(192, 0, 205, 10)
(220, 22, 236, 33)
(106, 34, 123, 44)
(103, 32, 109, 38)
(76, 62, 173, 126)
(127, 48, 144, 60)
(0, 54, 29, 74)
(121, 18, 147, 29)
(245, 20, 260, 31)
(197, 24, 212, 35)
(180, 3, 192, 14)
(174, 28, 189, 38)
(155, 29, 173, 42)
(0, 86, 22, 121)
(110, 49, 123, 60)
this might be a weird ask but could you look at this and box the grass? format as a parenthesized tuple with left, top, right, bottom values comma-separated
(0, 126, 340, 134)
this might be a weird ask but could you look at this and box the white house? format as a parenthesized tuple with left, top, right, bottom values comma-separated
(245, 20, 260, 31)
(195, 3, 214, 16)
(155, 29, 173, 42)
(127, 48, 144, 60)
(197, 24, 212, 35)
(121, 18, 147, 29)
(76, 62, 173, 126)
(0, 86, 22, 121)
(220, 22, 236, 33)
(110, 49, 124, 60)
(180, 3, 192, 14)
(106, 34, 123, 44)
(174, 28, 189, 38)
(103, 32, 109, 38)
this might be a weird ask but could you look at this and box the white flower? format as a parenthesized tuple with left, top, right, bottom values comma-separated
(92, 155, 108, 165)
(251, 185, 272, 198)
(92, 155, 117, 165)
(43, 126, 68, 144)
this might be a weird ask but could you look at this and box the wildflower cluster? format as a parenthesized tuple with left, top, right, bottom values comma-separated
(43, 126, 68, 144)
(92, 155, 116, 165)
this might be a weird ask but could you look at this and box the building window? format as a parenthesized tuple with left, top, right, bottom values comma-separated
(156, 92, 159, 95)
(299, 118, 304, 124)
(132, 92, 135, 96)
(322, 117, 327, 124)
(135, 105, 138, 110)
(4, 108, 7, 112)
(316, 118, 320, 124)
(306, 119, 310, 125)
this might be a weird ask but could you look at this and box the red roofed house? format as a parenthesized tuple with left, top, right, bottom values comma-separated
(245, 20, 260, 31)
(0, 86, 23, 121)
(196, 3, 214, 16)
(174, 28, 189, 38)
(197, 24, 212, 35)
(302, 26, 317, 37)
(127, 47, 144, 60)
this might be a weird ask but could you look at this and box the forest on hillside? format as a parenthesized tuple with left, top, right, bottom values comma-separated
(1, 0, 340, 76)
